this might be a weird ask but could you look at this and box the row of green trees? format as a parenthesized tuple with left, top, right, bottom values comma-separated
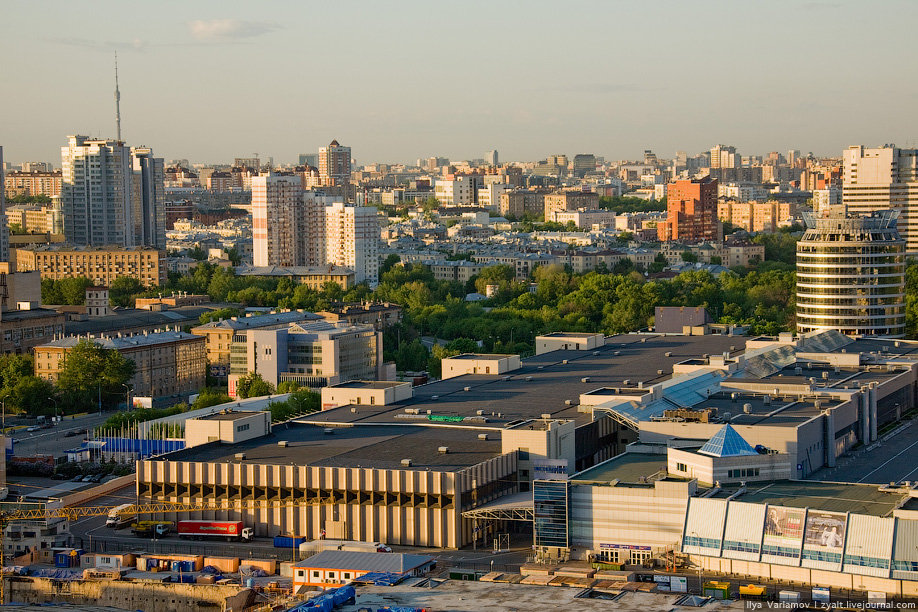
(1, 340, 136, 417)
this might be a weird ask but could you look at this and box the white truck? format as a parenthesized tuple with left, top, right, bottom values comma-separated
(105, 504, 137, 529)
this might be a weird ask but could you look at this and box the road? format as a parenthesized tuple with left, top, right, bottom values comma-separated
(7, 412, 113, 459)
(809, 419, 918, 484)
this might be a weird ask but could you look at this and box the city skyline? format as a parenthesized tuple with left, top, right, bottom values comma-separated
(3, 0, 917, 165)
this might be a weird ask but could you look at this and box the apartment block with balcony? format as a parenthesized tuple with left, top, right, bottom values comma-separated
(14, 245, 166, 287)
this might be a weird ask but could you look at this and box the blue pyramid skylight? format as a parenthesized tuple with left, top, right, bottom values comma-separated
(698, 424, 759, 458)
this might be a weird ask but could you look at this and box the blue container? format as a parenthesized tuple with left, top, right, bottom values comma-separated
(273, 535, 307, 548)
(245, 577, 255, 588)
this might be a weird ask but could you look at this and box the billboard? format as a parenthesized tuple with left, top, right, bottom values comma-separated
(763, 506, 805, 546)
(803, 511, 846, 552)
(533, 459, 569, 480)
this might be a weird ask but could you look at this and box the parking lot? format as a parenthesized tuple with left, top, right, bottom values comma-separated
(809, 419, 918, 484)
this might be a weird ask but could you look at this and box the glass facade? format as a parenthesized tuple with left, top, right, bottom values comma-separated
(796, 212, 906, 337)
(534, 480, 569, 549)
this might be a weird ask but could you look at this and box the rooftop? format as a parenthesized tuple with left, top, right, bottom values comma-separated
(572, 453, 675, 484)
(191, 310, 321, 331)
(716, 480, 904, 517)
(195, 410, 262, 422)
(293, 550, 433, 572)
(37, 330, 201, 350)
(158, 422, 502, 472)
(330, 381, 408, 390)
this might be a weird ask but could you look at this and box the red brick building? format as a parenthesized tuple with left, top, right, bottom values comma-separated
(657, 177, 720, 242)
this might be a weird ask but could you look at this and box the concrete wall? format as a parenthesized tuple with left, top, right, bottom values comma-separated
(185, 411, 271, 447)
(536, 333, 604, 356)
(320, 382, 413, 409)
(667, 448, 792, 486)
(441, 354, 521, 379)
(4, 577, 254, 611)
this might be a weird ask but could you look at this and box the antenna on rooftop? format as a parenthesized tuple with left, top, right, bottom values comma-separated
(114, 51, 122, 141)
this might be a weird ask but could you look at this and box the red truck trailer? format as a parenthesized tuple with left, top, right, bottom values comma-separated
(177, 520, 253, 542)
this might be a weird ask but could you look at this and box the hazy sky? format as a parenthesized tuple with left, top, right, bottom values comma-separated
(3, 0, 916, 167)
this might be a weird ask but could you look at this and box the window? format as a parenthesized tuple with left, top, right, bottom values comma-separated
(676, 462, 687, 472)
(312, 571, 319, 578)
(518, 448, 530, 461)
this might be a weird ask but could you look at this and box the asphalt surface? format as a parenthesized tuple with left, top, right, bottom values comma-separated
(809, 418, 918, 484)
(7, 412, 114, 459)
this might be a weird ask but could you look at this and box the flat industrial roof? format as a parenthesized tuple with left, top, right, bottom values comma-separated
(330, 381, 407, 390)
(572, 453, 676, 484)
(158, 423, 502, 472)
(195, 411, 258, 421)
(302, 334, 743, 431)
(717, 480, 904, 517)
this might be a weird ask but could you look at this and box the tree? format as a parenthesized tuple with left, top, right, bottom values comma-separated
(109, 276, 145, 307)
(192, 388, 231, 410)
(225, 247, 242, 266)
(381, 254, 401, 275)
(681, 251, 698, 263)
(649, 253, 668, 274)
(235, 372, 274, 399)
(199, 307, 240, 325)
(56, 340, 136, 411)
(188, 245, 207, 260)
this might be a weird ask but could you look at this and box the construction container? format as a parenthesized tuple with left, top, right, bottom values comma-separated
(703, 581, 731, 600)
(241, 558, 277, 575)
(273, 535, 307, 548)
(196, 575, 216, 585)
(203, 556, 240, 574)
(54, 549, 83, 568)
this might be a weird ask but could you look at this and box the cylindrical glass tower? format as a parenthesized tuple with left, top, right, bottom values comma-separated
(796, 210, 906, 337)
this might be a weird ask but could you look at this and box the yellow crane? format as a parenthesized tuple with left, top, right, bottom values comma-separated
(0, 497, 334, 604)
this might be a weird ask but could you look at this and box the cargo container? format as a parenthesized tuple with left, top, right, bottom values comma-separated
(274, 535, 307, 548)
(178, 520, 253, 542)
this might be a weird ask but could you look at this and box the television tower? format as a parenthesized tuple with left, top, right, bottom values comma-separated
(114, 52, 122, 141)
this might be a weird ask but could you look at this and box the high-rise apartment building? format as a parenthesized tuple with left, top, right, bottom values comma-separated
(796, 210, 905, 338)
(709, 144, 739, 170)
(486, 150, 499, 166)
(61, 136, 165, 248)
(325, 202, 379, 286)
(572, 154, 597, 178)
(843, 145, 918, 254)
(318, 140, 351, 187)
(657, 177, 720, 242)
(131, 147, 166, 248)
(251, 174, 325, 267)
(0, 147, 8, 262)
(61, 135, 133, 246)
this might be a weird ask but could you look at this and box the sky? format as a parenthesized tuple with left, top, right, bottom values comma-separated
(2, 0, 917, 167)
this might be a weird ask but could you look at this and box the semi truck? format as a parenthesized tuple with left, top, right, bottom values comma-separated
(105, 504, 137, 529)
(177, 520, 254, 542)
(132, 521, 173, 537)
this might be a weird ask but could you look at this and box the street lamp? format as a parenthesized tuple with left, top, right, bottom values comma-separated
(122, 384, 131, 411)
(47, 397, 58, 421)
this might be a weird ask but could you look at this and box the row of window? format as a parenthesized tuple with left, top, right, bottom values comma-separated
(727, 468, 760, 478)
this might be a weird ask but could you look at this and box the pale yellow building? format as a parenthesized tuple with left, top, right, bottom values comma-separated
(34, 331, 206, 403)
(15, 245, 166, 288)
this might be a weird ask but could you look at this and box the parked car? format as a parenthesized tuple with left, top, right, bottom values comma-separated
(26, 426, 39, 432)
(81, 475, 94, 482)
(89, 474, 104, 483)
(51, 473, 68, 480)
(64, 430, 78, 437)
(71, 475, 85, 482)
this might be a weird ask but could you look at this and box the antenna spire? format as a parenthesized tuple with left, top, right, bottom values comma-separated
(114, 52, 122, 141)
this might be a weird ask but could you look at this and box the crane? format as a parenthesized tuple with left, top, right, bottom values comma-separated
(0, 497, 334, 604)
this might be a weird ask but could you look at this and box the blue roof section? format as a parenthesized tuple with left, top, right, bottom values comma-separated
(698, 424, 759, 457)
(598, 370, 726, 429)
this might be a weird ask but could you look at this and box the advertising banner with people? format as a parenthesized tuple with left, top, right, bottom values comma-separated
(763, 506, 805, 546)
(803, 511, 846, 552)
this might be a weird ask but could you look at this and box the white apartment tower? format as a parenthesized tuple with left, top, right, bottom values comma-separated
(0, 146, 9, 262)
(318, 140, 351, 188)
(325, 203, 379, 286)
(61, 135, 134, 246)
(709, 144, 739, 169)
(843, 145, 918, 254)
(252, 174, 325, 267)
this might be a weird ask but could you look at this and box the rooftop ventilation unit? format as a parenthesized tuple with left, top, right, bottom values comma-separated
(476, 410, 485, 416)
(464, 387, 471, 392)
(541, 413, 552, 419)
(593, 351, 601, 356)
(562, 360, 569, 365)
(438, 447, 449, 454)
(431, 396, 439, 401)
(581, 377, 591, 383)
(526, 376, 533, 382)
(478, 433, 489, 441)
(614, 351, 621, 356)
(665, 352, 673, 357)
(234, 453, 246, 460)
(278, 441, 288, 448)
(743, 403, 752, 414)
(401, 459, 412, 467)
